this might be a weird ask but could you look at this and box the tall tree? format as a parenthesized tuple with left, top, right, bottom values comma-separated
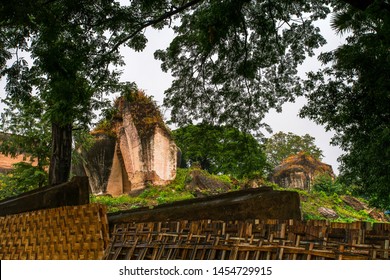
(265, 131, 323, 170)
(300, 0, 390, 207)
(0, 0, 209, 186)
(1, 0, 124, 185)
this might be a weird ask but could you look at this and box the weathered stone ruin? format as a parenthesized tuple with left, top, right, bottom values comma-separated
(270, 152, 335, 191)
(73, 91, 177, 195)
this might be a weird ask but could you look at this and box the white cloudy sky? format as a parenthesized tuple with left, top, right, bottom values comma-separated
(0, 14, 345, 174)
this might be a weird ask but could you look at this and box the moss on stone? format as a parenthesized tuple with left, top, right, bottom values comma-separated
(116, 90, 171, 140)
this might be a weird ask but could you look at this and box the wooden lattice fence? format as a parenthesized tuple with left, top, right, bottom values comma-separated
(105, 219, 390, 260)
(0, 203, 109, 260)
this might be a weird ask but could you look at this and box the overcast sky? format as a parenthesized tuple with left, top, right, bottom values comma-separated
(0, 13, 345, 174)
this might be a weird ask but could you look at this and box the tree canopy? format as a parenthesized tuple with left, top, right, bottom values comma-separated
(265, 131, 323, 171)
(1, 0, 126, 184)
(173, 124, 266, 178)
(156, 0, 331, 134)
(0, 95, 51, 170)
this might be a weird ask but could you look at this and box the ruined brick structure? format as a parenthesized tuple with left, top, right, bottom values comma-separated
(270, 152, 335, 191)
(74, 92, 177, 195)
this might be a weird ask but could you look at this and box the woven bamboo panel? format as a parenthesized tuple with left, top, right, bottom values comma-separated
(0, 203, 109, 260)
(105, 220, 390, 260)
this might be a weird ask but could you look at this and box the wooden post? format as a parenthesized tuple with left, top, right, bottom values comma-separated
(292, 235, 301, 260)
(280, 223, 286, 239)
(307, 243, 314, 260)
(338, 245, 344, 260)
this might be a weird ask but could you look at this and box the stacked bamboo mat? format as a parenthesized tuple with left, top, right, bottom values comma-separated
(0, 203, 109, 260)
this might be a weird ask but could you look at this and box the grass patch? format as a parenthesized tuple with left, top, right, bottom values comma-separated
(91, 194, 148, 212)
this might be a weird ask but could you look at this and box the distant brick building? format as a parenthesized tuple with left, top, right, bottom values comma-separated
(0, 132, 36, 173)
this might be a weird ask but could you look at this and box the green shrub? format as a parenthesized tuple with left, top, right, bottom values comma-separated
(0, 162, 48, 200)
(171, 168, 190, 191)
(312, 174, 343, 195)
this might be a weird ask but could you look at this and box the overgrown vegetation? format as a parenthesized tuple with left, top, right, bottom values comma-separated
(120, 89, 170, 140)
(173, 123, 267, 178)
(0, 163, 46, 200)
(312, 174, 345, 195)
(275, 175, 385, 223)
(299, 191, 379, 223)
(92, 167, 389, 223)
(92, 168, 194, 212)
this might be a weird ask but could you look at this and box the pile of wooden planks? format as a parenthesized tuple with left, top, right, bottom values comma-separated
(105, 219, 390, 260)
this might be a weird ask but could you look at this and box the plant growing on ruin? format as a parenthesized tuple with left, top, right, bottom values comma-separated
(121, 89, 169, 140)
(312, 174, 344, 195)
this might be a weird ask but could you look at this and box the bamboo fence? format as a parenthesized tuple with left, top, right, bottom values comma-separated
(0, 203, 109, 260)
(105, 219, 390, 260)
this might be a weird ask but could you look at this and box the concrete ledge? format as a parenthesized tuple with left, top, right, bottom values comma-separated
(0, 176, 90, 216)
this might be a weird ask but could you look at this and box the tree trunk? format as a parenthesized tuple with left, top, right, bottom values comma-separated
(49, 122, 72, 185)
